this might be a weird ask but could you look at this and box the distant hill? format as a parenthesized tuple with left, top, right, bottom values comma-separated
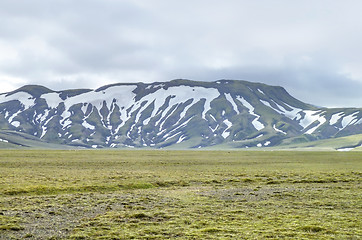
(0, 79, 361, 150)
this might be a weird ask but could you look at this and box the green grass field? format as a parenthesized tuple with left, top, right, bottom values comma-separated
(0, 150, 361, 239)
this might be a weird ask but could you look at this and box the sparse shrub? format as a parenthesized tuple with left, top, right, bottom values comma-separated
(300, 225, 325, 233)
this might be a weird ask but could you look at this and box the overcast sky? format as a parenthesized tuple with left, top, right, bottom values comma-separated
(1, 0, 362, 107)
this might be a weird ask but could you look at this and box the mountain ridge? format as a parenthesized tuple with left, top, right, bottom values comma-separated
(0, 79, 361, 150)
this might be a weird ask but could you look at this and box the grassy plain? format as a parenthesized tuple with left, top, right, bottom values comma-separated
(0, 150, 361, 239)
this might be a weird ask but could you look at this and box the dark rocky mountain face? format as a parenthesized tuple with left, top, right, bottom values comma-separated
(0, 79, 361, 149)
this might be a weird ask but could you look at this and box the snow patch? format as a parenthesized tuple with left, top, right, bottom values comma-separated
(39, 109, 50, 123)
(299, 110, 326, 134)
(273, 124, 287, 135)
(140, 85, 219, 126)
(257, 89, 265, 95)
(176, 135, 187, 144)
(0, 92, 35, 110)
(237, 96, 264, 131)
(157, 129, 167, 136)
(62, 119, 72, 129)
(209, 114, 216, 122)
(209, 124, 219, 133)
(8, 110, 21, 123)
(225, 93, 240, 114)
(330, 112, 344, 125)
(11, 121, 20, 127)
(40, 126, 47, 138)
(158, 104, 179, 130)
(261, 100, 304, 121)
(337, 147, 354, 152)
(221, 119, 232, 138)
(44, 116, 54, 126)
(282, 103, 303, 120)
(165, 117, 193, 136)
(305, 117, 326, 134)
(164, 131, 182, 142)
(255, 134, 263, 138)
(341, 112, 359, 129)
(260, 100, 284, 115)
(41, 93, 62, 108)
(62, 85, 137, 130)
(82, 121, 95, 130)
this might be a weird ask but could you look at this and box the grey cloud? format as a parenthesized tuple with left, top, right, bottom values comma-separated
(0, 0, 362, 107)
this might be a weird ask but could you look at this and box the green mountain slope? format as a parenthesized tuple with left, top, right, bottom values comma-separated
(0, 130, 73, 149)
(0, 79, 361, 149)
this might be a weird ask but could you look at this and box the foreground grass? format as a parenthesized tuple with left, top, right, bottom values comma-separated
(0, 150, 361, 239)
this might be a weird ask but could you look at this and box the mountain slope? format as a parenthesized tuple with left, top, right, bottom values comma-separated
(0, 130, 72, 149)
(0, 79, 361, 149)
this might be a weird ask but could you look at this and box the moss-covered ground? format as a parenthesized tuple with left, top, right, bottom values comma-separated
(0, 150, 361, 239)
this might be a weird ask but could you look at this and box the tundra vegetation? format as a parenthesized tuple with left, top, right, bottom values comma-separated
(0, 150, 361, 239)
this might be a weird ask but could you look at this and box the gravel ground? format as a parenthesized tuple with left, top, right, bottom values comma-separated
(1, 193, 130, 239)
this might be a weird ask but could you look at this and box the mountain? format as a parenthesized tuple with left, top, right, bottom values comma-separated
(0, 79, 361, 149)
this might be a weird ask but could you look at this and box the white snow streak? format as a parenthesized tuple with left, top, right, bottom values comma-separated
(260, 99, 304, 120)
(11, 121, 20, 127)
(330, 112, 344, 125)
(82, 121, 95, 130)
(8, 110, 21, 123)
(341, 112, 359, 129)
(300, 111, 325, 129)
(236, 96, 264, 131)
(302, 111, 326, 134)
(257, 89, 265, 95)
(209, 114, 217, 122)
(141, 86, 219, 126)
(221, 119, 232, 138)
(273, 124, 287, 135)
(41, 93, 62, 108)
(176, 135, 187, 143)
(209, 124, 219, 133)
(40, 126, 47, 138)
(158, 104, 179, 130)
(0, 92, 35, 110)
(225, 93, 240, 114)
(164, 131, 182, 142)
(56, 85, 137, 130)
(163, 117, 193, 137)
(337, 147, 354, 152)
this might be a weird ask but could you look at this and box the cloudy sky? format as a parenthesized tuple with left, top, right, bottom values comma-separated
(1, 0, 362, 107)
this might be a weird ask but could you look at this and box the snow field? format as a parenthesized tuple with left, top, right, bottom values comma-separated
(221, 119, 232, 138)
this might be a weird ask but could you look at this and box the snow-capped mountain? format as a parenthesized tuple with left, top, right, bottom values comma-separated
(0, 79, 361, 149)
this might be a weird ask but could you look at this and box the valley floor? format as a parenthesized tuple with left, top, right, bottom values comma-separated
(0, 150, 361, 239)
